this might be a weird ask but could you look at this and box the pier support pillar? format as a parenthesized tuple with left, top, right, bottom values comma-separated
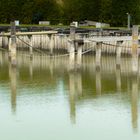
(70, 26, 76, 40)
(96, 42, 102, 70)
(9, 21, 16, 66)
(29, 37, 33, 59)
(69, 41, 75, 70)
(116, 41, 122, 68)
(132, 25, 138, 73)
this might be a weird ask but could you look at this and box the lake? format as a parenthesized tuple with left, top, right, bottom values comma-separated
(0, 51, 139, 140)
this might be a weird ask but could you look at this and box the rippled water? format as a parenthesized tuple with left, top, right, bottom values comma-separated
(0, 51, 140, 140)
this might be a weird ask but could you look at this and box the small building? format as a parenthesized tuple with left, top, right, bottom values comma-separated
(79, 20, 110, 28)
(70, 21, 78, 27)
(39, 21, 50, 25)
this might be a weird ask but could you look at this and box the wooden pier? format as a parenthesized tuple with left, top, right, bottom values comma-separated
(0, 23, 139, 72)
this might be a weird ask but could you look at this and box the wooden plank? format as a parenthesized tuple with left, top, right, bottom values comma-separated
(1, 31, 58, 37)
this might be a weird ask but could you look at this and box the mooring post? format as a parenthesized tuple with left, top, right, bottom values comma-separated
(9, 21, 16, 66)
(116, 41, 122, 68)
(132, 25, 139, 73)
(96, 42, 102, 70)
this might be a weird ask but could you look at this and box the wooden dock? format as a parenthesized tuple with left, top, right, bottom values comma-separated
(0, 23, 139, 73)
(0, 31, 58, 37)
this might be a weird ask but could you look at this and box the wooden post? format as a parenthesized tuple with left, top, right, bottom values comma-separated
(96, 42, 102, 70)
(9, 21, 16, 66)
(132, 25, 138, 73)
(116, 41, 122, 68)
(69, 41, 75, 70)
(70, 26, 76, 40)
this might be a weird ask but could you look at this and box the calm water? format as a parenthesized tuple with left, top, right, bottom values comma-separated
(0, 52, 140, 140)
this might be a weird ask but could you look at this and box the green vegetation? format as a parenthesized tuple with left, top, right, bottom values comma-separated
(0, 0, 140, 26)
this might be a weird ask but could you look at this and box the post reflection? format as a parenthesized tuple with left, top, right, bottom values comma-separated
(29, 59, 33, 79)
(96, 69, 101, 96)
(9, 63, 17, 114)
(0, 52, 140, 134)
(69, 72, 76, 124)
(116, 67, 121, 92)
(131, 75, 138, 132)
(68, 71, 83, 124)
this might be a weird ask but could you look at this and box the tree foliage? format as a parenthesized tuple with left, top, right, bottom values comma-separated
(0, 0, 140, 26)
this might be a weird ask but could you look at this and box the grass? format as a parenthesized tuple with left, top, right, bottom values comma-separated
(0, 23, 129, 30)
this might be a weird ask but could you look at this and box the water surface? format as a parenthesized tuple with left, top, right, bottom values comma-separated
(0, 52, 140, 140)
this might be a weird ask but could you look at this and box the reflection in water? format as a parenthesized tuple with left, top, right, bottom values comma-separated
(69, 72, 76, 124)
(0, 52, 140, 139)
(96, 69, 101, 95)
(69, 71, 82, 124)
(76, 73, 82, 96)
(131, 75, 138, 132)
(29, 59, 33, 79)
(116, 67, 121, 92)
(9, 63, 17, 114)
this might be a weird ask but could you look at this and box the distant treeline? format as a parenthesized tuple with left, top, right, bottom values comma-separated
(0, 0, 140, 26)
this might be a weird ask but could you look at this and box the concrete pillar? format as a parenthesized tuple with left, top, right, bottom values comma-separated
(96, 42, 102, 70)
(116, 41, 122, 68)
(69, 41, 75, 70)
(132, 25, 138, 73)
(9, 21, 16, 66)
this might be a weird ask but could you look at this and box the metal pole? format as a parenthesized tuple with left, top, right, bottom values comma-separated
(127, 13, 131, 30)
